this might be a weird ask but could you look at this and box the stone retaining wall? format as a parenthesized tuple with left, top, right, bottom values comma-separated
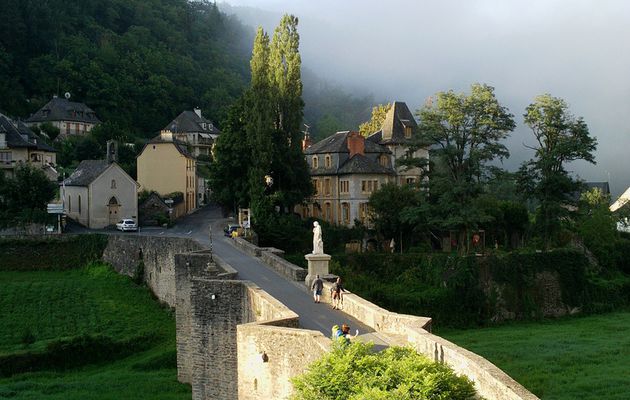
(232, 237, 307, 281)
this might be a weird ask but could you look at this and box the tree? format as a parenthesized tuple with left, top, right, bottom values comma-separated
(414, 83, 515, 252)
(209, 97, 251, 213)
(518, 94, 597, 248)
(368, 183, 426, 252)
(291, 342, 476, 400)
(358, 103, 391, 137)
(576, 188, 617, 268)
(0, 164, 57, 227)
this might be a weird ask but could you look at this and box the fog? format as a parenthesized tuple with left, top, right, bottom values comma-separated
(222, 0, 630, 198)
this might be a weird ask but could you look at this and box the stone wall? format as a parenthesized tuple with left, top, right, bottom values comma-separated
(102, 235, 203, 307)
(174, 251, 237, 384)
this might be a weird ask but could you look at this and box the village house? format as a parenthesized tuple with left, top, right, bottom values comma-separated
(164, 108, 220, 158)
(24, 94, 100, 139)
(62, 142, 138, 229)
(298, 101, 427, 227)
(136, 130, 198, 216)
(0, 113, 58, 181)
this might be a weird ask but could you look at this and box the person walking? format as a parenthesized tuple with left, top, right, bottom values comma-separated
(311, 274, 323, 303)
(330, 277, 345, 310)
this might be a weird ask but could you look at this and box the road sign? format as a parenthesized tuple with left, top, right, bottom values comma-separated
(47, 203, 64, 214)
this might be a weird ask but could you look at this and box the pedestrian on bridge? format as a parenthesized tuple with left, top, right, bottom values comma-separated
(331, 277, 345, 310)
(311, 274, 324, 303)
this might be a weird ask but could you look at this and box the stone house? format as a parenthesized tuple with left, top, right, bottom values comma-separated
(164, 109, 220, 158)
(24, 95, 100, 139)
(0, 113, 58, 181)
(298, 101, 427, 227)
(62, 151, 139, 229)
(136, 130, 198, 215)
(298, 131, 395, 226)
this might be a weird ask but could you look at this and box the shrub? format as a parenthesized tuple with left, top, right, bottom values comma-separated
(291, 342, 476, 400)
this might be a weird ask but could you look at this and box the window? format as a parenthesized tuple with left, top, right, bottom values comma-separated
(342, 202, 350, 224)
(404, 126, 412, 139)
(312, 156, 319, 169)
(324, 178, 331, 196)
(361, 180, 379, 194)
(111, 179, 116, 189)
(379, 155, 388, 167)
(0, 152, 12, 163)
(325, 155, 332, 168)
(78, 195, 81, 214)
(312, 179, 319, 195)
(68, 195, 72, 213)
(359, 202, 370, 223)
(325, 202, 332, 222)
(406, 177, 415, 185)
(66, 123, 70, 135)
(340, 180, 349, 194)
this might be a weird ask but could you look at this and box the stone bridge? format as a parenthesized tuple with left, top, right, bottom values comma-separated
(101, 227, 538, 400)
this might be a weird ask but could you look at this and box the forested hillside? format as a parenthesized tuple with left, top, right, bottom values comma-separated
(0, 0, 252, 137)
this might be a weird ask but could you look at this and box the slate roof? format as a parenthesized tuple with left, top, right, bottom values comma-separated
(63, 160, 110, 186)
(140, 135, 195, 159)
(164, 110, 220, 135)
(305, 131, 394, 176)
(338, 154, 395, 175)
(25, 97, 100, 124)
(0, 113, 56, 152)
(366, 101, 417, 146)
(305, 131, 391, 155)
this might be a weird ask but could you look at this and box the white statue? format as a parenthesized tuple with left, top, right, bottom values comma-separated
(312, 221, 324, 254)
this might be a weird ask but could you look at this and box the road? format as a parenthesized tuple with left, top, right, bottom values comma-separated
(124, 204, 375, 339)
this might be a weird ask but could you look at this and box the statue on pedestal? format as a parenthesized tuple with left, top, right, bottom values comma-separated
(312, 221, 324, 254)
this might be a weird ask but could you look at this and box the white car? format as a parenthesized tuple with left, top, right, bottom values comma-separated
(116, 219, 138, 232)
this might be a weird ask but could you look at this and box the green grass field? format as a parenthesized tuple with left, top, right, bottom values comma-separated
(0, 264, 190, 399)
(439, 311, 630, 399)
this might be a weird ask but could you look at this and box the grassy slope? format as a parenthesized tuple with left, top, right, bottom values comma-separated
(0, 264, 190, 399)
(439, 311, 630, 399)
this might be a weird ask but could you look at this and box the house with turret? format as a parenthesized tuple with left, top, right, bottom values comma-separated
(299, 101, 427, 227)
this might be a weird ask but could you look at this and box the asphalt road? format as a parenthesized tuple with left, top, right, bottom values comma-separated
(117, 204, 374, 338)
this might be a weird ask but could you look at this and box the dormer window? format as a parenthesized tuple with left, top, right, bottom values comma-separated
(379, 155, 388, 167)
(324, 155, 332, 168)
(201, 123, 206, 130)
(404, 126, 412, 139)
(312, 156, 319, 169)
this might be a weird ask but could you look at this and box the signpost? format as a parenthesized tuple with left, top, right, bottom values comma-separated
(47, 203, 64, 234)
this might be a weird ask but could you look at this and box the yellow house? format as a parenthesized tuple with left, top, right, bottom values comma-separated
(137, 130, 197, 216)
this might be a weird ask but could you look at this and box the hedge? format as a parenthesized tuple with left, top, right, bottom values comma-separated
(0, 234, 108, 270)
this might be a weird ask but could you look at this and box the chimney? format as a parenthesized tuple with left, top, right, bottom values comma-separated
(106, 140, 118, 164)
(347, 131, 365, 158)
(302, 131, 312, 151)
(160, 129, 174, 142)
(194, 108, 202, 118)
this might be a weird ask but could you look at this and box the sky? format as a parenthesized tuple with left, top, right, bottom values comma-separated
(221, 0, 630, 198)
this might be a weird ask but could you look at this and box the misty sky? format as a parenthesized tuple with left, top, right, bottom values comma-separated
(222, 0, 630, 197)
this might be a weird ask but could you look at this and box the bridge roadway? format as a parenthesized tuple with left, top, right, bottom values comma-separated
(136, 204, 392, 345)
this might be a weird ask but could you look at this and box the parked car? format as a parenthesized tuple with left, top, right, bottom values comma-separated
(224, 224, 240, 237)
(116, 219, 138, 232)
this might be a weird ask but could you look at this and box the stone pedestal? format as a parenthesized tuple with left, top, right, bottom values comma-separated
(304, 253, 331, 289)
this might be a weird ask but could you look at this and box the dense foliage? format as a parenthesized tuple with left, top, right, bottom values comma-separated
(0, 165, 57, 228)
(291, 342, 476, 400)
(518, 94, 597, 248)
(0, 0, 251, 137)
(358, 103, 391, 137)
(0, 234, 108, 270)
(210, 15, 312, 236)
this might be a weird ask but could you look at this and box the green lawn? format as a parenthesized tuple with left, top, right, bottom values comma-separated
(439, 311, 630, 399)
(0, 264, 190, 399)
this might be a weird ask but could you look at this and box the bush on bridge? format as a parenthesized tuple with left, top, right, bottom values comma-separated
(291, 342, 476, 400)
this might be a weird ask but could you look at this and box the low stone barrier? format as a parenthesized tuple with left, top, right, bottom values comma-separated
(231, 237, 307, 282)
